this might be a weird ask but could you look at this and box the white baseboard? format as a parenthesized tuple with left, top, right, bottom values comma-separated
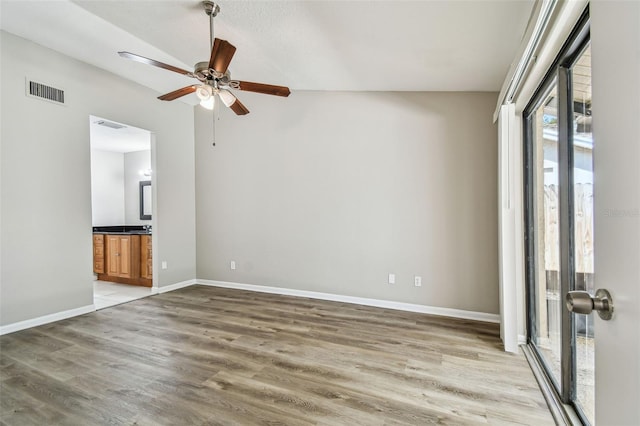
(518, 334, 527, 345)
(0, 278, 500, 335)
(0, 304, 95, 336)
(197, 279, 500, 323)
(0, 278, 199, 335)
(157, 279, 197, 294)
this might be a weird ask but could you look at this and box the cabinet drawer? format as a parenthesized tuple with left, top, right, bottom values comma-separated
(94, 245, 104, 257)
(93, 234, 104, 243)
(94, 260, 104, 274)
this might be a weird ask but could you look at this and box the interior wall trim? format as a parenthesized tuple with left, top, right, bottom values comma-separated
(197, 279, 500, 323)
(157, 279, 197, 294)
(0, 304, 95, 336)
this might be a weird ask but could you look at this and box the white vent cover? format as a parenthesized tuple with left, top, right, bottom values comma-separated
(26, 79, 65, 104)
(95, 120, 127, 130)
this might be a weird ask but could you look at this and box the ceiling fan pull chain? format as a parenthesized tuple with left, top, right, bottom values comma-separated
(212, 84, 219, 147)
(212, 112, 216, 147)
(211, 102, 216, 147)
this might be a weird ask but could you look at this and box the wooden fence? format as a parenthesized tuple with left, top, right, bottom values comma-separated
(543, 183, 594, 274)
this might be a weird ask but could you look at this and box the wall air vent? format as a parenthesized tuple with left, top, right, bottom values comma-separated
(26, 79, 65, 105)
(95, 120, 127, 130)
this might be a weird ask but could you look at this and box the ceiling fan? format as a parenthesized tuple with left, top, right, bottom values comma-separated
(117, 1, 290, 116)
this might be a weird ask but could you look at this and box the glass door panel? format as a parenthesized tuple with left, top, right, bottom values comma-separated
(572, 44, 594, 424)
(531, 83, 562, 387)
(525, 13, 593, 424)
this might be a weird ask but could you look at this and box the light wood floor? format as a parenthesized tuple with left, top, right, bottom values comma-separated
(0, 285, 553, 425)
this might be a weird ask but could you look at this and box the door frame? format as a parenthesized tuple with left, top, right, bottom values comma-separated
(88, 116, 157, 294)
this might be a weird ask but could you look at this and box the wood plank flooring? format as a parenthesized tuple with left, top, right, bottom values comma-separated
(0, 285, 553, 425)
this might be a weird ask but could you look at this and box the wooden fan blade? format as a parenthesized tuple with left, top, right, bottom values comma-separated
(118, 52, 193, 76)
(229, 97, 250, 115)
(158, 85, 198, 101)
(208, 38, 236, 74)
(236, 81, 291, 97)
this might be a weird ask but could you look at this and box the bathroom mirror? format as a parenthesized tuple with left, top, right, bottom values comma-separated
(139, 180, 152, 220)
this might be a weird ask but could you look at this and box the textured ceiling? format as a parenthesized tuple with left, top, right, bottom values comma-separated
(1, 0, 534, 103)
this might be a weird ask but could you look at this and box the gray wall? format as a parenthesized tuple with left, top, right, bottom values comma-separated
(0, 31, 196, 326)
(124, 150, 151, 225)
(90, 149, 125, 226)
(90, 149, 151, 226)
(195, 91, 499, 314)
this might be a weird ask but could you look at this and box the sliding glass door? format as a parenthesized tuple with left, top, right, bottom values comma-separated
(524, 10, 594, 425)
(528, 81, 562, 387)
(571, 44, 594, 423)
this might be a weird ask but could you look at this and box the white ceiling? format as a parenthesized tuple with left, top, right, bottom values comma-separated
(1, 0, 534, 104)
(90, 115, 151, 153)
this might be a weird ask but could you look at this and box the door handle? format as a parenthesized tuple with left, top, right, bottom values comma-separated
(566, 289, 614, 320)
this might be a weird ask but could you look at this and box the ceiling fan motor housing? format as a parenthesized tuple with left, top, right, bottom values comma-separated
(194, 61, 231, 83)
(203, 1, 220, 17)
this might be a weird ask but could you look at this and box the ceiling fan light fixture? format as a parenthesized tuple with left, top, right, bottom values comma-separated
(200, 96, 216, 110)
(218, 89, 237, 107)
(200, 96, 215, 110)
(196, 84, 213, 101)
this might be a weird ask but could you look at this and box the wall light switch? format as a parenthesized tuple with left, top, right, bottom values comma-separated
(230, 261, 236, 270)
(388, 273, 395, 284)
(161, 261, 168, 270)
(414, 276, 422, 287)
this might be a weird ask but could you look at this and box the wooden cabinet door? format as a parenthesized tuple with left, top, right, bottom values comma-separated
(106, 235, 121, 276)
(102, 234, 141, 281)
(118, 236, 131, 277)
(140, 235, 152, 279)
(93, 234, 104, 274)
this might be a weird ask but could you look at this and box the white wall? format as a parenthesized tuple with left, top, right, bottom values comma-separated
(124, 149, 151, 225)
(90, 149, 125, 226)
(195, 91, 499, 314)
(0, 31, 196, 326)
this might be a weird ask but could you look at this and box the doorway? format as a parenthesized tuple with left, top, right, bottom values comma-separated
(523, 11, 594, 425)
(89, 115, 154, 309)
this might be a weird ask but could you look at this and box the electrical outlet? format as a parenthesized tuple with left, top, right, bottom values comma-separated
(161, 261, 168, 270)
(414, 276, 422, 287)
(388, 273, 395, 284)
(230, 260, 236, 270)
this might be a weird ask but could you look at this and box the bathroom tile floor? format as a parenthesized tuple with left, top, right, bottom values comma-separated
(93, 280, 153, 310)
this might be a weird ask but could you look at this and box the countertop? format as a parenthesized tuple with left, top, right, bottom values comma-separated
(93, 231, 152, 235)
(93, 226, 151, 235)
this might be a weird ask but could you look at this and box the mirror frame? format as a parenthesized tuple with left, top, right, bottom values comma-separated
(139, 180, 152, 220)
